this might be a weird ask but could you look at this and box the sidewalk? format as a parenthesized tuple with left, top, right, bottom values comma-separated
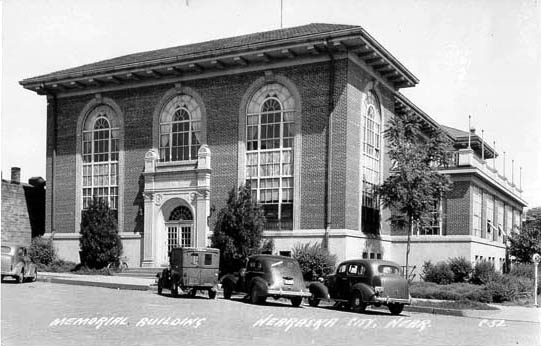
(36, 271, 541, 323)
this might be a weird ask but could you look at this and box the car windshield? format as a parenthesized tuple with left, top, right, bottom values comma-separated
(378, 265, 400, 275)
(1, 246, 12, 254)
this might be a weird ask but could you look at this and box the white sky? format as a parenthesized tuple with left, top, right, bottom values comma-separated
(1, 0, 540, 207)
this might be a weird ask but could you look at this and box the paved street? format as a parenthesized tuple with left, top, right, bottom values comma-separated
(2, 282, 540, 346)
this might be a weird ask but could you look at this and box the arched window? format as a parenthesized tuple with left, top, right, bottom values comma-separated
(167, 206, 193, 250)
(159, 95, 201, 162)
(246, 83, 295, 230)
(362, 92, 382, 232)
(82, 105, 119, 210)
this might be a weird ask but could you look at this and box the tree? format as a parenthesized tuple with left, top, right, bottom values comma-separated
(211, 183, 266, 273)
(79, 199, 123, 269)
(376, 113, 453, 278)
(509, 215, 541, 263)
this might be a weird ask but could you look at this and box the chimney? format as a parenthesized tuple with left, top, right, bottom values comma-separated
(11, 167, 21, 184)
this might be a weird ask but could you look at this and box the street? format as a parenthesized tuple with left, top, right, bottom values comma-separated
(1, 282, 540, 346)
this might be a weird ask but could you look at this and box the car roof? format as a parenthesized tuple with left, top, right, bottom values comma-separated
(338, 259, 401, 268)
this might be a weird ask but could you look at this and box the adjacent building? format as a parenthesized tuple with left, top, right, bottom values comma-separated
(20, 23, 526, 272)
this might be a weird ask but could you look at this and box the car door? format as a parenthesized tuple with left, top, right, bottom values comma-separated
(334, 263, 349, 299)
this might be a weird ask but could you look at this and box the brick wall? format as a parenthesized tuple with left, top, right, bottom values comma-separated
(1, 181, 38, 246)
(47, 60, 351, 235)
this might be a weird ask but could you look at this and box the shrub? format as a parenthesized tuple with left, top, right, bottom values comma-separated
(485, 275, 534, 303)
(36, 259, 78, 273)
(79, 199, 122, 269)
(510, 262, 541, 295)
(472, 260, 497, 285)
(422, 261, 455, 285)
(29, 236, 56, 265)
(292, 242, 337, 281)
(410, 282, 492, 303)
(448, 257, 472, 283)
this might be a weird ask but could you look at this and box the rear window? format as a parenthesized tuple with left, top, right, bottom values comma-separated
(204, 254, 212, 265)
(378, 265, 400, 275)
(1, 246, 12, 254)
(267, 258, 300, 275)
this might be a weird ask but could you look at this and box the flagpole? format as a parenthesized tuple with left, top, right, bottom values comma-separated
(468, 115, 472, 149)
(280, 0, 283, 28)
(481, 129, 485, 160)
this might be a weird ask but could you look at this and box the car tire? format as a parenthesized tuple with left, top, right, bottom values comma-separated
(171, 283, 179, 298)
(31, 270, 38, 282)
(308, 295, 320, 307)
(290, 297, 303, 307)
(388, 303, 404, 315)
(350, 291, 367, 313)
(223, 282, 233, 300)
(157, 279, 163, 295)
(189, 289, 197, 298)
(208, 288, 217, 300)
(250, 284, 266, 305)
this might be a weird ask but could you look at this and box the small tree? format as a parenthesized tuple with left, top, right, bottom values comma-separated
(79, 199, 122, 269)
(377, 114, 453, 278)
(292, 242, 337, 281)
(211, 183, 265, 273)
(509, 215, 541, 263)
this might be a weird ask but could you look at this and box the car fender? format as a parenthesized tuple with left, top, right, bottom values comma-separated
(13, 262, 25, 276)
(248, 277, 269, 297)
(308, 282, 329, 299)
(351, 282, 376, 302)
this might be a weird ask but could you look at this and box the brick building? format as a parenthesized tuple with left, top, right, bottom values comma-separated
(1, 167, 46, 246)
(20, 23, 526, 271)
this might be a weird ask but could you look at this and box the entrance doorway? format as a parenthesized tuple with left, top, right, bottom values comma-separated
(165, 206, 194, 256)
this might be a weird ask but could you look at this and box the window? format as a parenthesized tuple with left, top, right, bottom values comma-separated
(204, 254, 213, 265)
(159, 95, 201, 162)
(496, 200, 504, 241)
(191, 253, 199, 265)
(338, 264, 347, 274)
(485, 193, 494, 237)
(416, 200, 441, 235)
(246, 84, 295, 230)
(82, 106, 119, 211)
(362, 92, 381, 233)
(505, 205, 513, 239)
(472, 186, 482, 237)
(348, 264, 359, 275)
(362, 252, 368, 259)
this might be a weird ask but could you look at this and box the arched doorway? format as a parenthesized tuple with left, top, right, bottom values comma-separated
(165, 205, 194, 253)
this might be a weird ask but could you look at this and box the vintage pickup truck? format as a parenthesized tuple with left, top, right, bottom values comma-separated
(157, 247, 220, 299)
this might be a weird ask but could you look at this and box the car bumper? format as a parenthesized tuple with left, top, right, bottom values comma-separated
(267, 289, 312, 298)
(373, 296, 411, 305)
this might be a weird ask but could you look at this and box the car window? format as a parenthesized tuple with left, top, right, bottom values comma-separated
(18, 248, 25, 256)
(378, 265, 400, 275)
(191, 253, 199, 265)
(348, 264, 359, 275)
(337, 264, 347, 274)
(1, 246, 11, 254)
(204, 254, 212, 265)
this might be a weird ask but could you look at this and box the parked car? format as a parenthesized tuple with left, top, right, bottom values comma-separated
(308, 259, 410, 315)
(157, 247, 220, 299)
(221, 254, 311, 307)
(1, 244, 38, 283)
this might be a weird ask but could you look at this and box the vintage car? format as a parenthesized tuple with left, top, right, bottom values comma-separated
(308, 259, 410, 315)
(1, 244, 38, 283)
(221, 254, 311, 307)
(157, 247, 220, 299)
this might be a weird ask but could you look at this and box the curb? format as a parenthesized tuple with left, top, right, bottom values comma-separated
(404, 305, 465, 316)
(37, 276, 153, 291)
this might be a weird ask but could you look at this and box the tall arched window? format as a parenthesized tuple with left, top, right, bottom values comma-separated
(82, 105, 119, 211)
(167, 206, 193, 250)
(159, 95, 201, 162)
(246, 83, 295, 230)
(362, 91, 382, 232)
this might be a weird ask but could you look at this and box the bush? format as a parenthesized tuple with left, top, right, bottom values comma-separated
(510, 262, 541, 295)
(79, 199, 122, 269)
(410, 282, 492, 303)
(422, 261, 455, 285)
(292, 242, 337, 281)
(36, 259, 78, 273)
(472, 260, 497, 284)
(29, 236, 57, 265)
(485, 275, 534, 303)
(447, 257, 472, 283)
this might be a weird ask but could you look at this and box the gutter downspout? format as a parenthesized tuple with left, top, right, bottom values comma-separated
(324, 40, 335, 250)
(49, 93, 57, 235)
